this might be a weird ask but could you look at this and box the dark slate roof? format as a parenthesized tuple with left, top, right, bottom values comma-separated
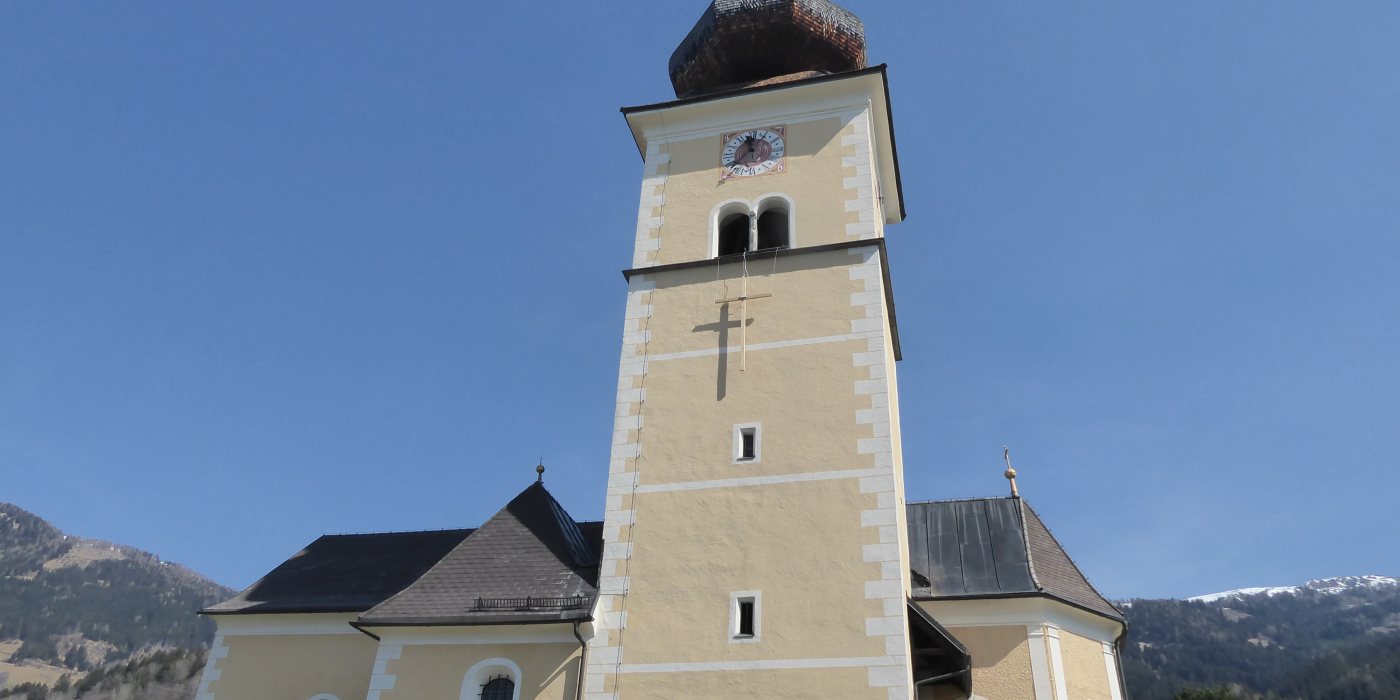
(906, 497, 1123, 622)
(356, 482, 600, 626)
(202, 529, 473, 615)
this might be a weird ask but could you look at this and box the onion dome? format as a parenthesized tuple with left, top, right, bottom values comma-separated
(669, 0, 868, 99)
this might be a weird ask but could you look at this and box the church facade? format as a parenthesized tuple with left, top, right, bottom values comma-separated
(197, 2, 1128, 699)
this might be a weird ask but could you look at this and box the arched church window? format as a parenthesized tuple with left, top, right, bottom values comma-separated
(461, 658, 521, 700)
(718, 213, 751, 256)
(480, 676, 514, 700)
(755, 203, 790, 250)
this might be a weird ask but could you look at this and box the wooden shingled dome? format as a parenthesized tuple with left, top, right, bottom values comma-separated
(668, 0, 868, 99)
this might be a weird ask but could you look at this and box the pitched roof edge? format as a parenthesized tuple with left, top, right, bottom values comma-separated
(311, 527, 475, 539)
(908, 496, 1018, 506)
(911, 590, 1126, 625)
(1020, 500, 1124, 618)
(354, 609, 594, 628)
(1015, 499, 1046, 594)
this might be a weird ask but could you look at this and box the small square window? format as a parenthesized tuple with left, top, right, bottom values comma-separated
(733, 423, 761, 464)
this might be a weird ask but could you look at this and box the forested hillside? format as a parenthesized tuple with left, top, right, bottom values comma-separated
(0, 503, 230, 695)
(0, 648, 205, 700)
(1122, 577, 1400, 699)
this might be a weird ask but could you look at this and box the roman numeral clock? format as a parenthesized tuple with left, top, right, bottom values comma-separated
(720, 126, 786, 179)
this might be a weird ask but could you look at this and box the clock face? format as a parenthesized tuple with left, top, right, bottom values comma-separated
(721, 126, 786, 179)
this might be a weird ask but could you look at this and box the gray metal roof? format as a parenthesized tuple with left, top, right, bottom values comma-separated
(208, 485, 1117, 629)
(356, 482, 600, 627)
(202, 528, 473, 615)
(907, 497, 1123, 622)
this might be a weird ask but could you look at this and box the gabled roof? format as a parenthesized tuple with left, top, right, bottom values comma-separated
(906, 497, 1123, 622)
(356, 482, 600, 627)
(202, 528, 473, 615)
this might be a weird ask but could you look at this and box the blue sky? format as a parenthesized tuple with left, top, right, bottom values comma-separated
(2, 1, 1396, 601)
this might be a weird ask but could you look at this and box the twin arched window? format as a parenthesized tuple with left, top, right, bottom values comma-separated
(716, 197, 792, 257)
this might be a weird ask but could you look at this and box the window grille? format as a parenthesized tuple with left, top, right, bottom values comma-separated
(480, 676, 514, 700)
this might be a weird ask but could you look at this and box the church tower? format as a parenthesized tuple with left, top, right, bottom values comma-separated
(195, 6, 1130, 700)
(586, 2, 916, 698)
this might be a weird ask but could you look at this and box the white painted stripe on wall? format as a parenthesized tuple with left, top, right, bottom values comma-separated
(616, 467, 887, 496)
(618, 655, 901, 674)
(214, 619, 360, 636)
(640, 331, 879, 364)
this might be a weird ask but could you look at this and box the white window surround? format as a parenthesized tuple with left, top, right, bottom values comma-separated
(708, 194, 797, 258)
(460, 658, 522, 700)
(729, 591, 762, 643)
(732, 423, 762, 464)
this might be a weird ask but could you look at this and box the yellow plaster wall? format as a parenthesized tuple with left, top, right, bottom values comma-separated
(209, 633, 376, 700)
(949, 625, 1035, 700)
(607, 245, 895, 665)
(641, 248, 868, 358)
(651, 115, 865, 265)
(629, 340, 868, 483)
(1061, 629, 1115, 700)
(611, 666, 880, 700)
(382, 643, 580, 700)
(619, 478, 889, 663)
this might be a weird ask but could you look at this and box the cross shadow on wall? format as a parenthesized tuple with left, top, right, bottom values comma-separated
(693, 303, 751, 401)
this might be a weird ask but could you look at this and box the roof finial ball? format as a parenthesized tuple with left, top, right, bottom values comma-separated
(536, 461, 546, 483)
(1003, 446, 1020, 499)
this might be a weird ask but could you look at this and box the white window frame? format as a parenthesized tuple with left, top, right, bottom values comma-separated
(754, 193, 796, 250)
(709, 194, 796, 258)
(308, 695, 340, 700)
(460, 657, 522, 700)
(710, 199, 754, 258)
(729, 590, 762, 643)
(732, 422, 762, 464)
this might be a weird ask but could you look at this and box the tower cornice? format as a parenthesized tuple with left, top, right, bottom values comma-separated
(622, 66, 906, 224)
(620, 238, 903, 362)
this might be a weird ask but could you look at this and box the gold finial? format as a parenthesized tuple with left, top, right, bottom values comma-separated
(1003, 446, 1020, 498)
(536, 461, 546, 483)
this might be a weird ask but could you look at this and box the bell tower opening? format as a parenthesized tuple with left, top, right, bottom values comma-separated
(756, 202, 790, 251)
(718, 212, 751, 256)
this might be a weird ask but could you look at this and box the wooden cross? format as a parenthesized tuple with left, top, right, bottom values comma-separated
(715, 275, 772, 371)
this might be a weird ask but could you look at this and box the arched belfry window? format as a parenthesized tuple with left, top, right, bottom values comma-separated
(712, 197, 793, 258)
(756, 198, 791, 251)
(480, 677, 514, 700)
(718, 212, 750, 256)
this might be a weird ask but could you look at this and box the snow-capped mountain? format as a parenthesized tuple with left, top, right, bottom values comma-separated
(1188, 574, 1400, 603)
(1125, 574, 1400, 699)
